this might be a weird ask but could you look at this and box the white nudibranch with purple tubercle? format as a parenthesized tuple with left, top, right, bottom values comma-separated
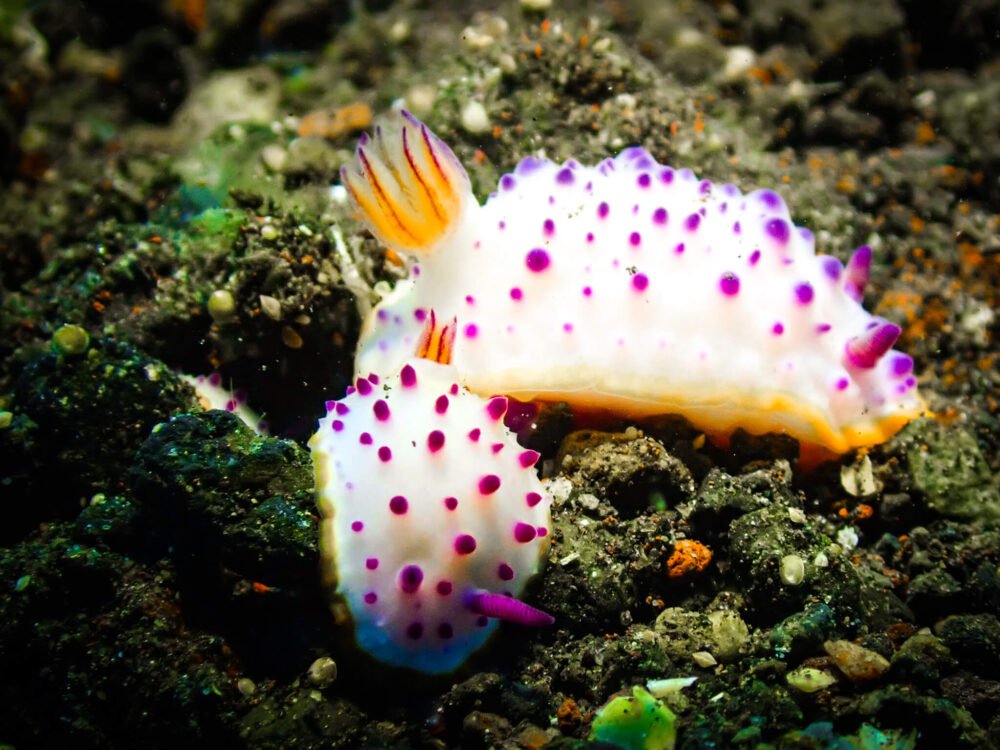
(312, 108, 926, 673)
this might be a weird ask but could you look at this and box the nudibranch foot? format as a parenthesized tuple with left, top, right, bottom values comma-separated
(340, 109, 471, 256)
(310, 359, 552, 674)
(346, 111, 926, 459)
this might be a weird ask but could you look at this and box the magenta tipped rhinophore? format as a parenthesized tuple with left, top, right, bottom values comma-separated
(464, 591, 555, 627)
(844, 245, 872, 302)
(844, 319, 901, 369)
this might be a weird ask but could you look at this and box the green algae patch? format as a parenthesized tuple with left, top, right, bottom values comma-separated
(589, 686, 677, 750)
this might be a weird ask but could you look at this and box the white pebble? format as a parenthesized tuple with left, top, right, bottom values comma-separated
(520, 0, 552, 9)
(260, 144, 287, 172)
(780, 554, 805, 586)
(307, 656, 338, 687)
(692, 651, 717, 668)
(460, 100, 490, 134)
(405, 85, 437, 117)
(260, 224, 279, 241)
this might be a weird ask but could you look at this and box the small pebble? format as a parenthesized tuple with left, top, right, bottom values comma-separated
(52, 324, 90, 356)
(308, 656, 339, 687)
(405, 85, 436, 117)
(780, 554, 806, 586)
(260, 224, 279, 241)
(259, 295, 282, 321)
(823, 639, 890, 682)
(260, 144, 287, 172)
(786, 666, 838, 693)
(520, 0, 552, 10)
(691, 651, 717, 668)
(460, 101, 490, 134)
(281, 326, 304, 349)
(207, 289, 237, 323)
(237, 677, 256, 696)
(840, 454, 877, 497)
(0, 411, 12, 429)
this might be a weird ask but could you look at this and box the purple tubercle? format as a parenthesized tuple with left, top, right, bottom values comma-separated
(356, 377, 373, 396)
(366, 558, 379, 570)
(597, 201, 610, 219)
(359, 432, 373, 445)
(526, 491, 543, 507)
(427, 430, 445, 452)
(582, 285, 593, 297)
(331, 419, 344, 432)
(674, 243, 685, 255)
(817, 323, 832, 334)
(699, 179, 712, 195)
(414, 308, 427, 322)
(437, 580, 453, 595)
(497, 563, 515, 581)
(660, 168, 674, 184)
(405, 623, 424, 640)
(890, 353, 914, 377)
(629, 231, 641, 247)
(632, 273, 649, 292)
(335, 402, 349, 415)
(844, 245, 872, 302)
(765, 218, 790, 244)
(368, 373, 380, 385)
(464, 323, 478, 338)
(454, 534, 477, 555)
(378, 446, 392, 462)
(556, 167, 574, 184)
(486, 396, 508, 421)
(444, 496, 458, 510)
(468, 428, 481, 442)
(435, 395, 449, 414)
(652, 207, 668, 225)
(821, 256, 843, 281)
(637, 173, 651, 188)
(526, 248, 551, 272)
(794, 283, 814, 304)
(684, 213, 701, 231)
(389, 495, 408, 515)
(351, 521, 364, 532)
(364, 591, 377, 604)
(748, 249, 761, 266)
(515, 155, 545, 175)
(400, 364, 417, 387)
(500, 174, 516, 191)
(479, 474, 501, 495)
(325, 399, 336, 413)
(543, 218, 555, 236)
(510, 287, 523, 301)
(518, 450, 540, 468)
(773, 322, 785, 335)
(491, 442, 504, 454)
(759, 189, 783, 210)
(464, 590, 554, 626)
(438, 623, 454, 639)
(836, 377, 850, 391)
(514, 522, 537, 543)
(399, 565, 424, 593)
(845, 319, 901, 369)
(719, 272, 740, 296)
(374, 399, 390, 421)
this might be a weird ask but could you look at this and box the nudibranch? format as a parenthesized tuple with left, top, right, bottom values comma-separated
(310, 359, 553, 673)
(342, 110, 925, 460)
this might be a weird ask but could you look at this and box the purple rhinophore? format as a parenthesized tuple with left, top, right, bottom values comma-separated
(719, 272, 740, 296)
(632, 273, 649, 292)
(684, 213, 701, 231)
(765, 218, 790, 244)
(890, 353, 914, 377)
(844, 245, 872, 302)
(399, 564, 424, 593)
(400, 364, 417, 387)
(844, 319, 901, 369)
(526, 248, 551, 272)
(463, 590, 554, 626)
(794, 283, 814, 304)
(821, 255, 844, 281)
(652, 207, 668, 225)
(486, 396, 508, 421)
(597, 201, 610, 219)
(556, 167, 574, 185)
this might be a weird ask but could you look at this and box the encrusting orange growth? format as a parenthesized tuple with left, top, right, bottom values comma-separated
(666, 540, 713, 579)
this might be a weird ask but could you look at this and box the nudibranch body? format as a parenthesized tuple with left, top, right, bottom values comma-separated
(310, 359, 552, 673)
(343, 111, 924, 458)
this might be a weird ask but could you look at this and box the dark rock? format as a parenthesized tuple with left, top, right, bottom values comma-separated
(889, 632, 957, 688)
(121, 28, 189, 122)
(934, 614, 1000, 678)
(905, 569, 963, 620)
(770, 603, 836, 660)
